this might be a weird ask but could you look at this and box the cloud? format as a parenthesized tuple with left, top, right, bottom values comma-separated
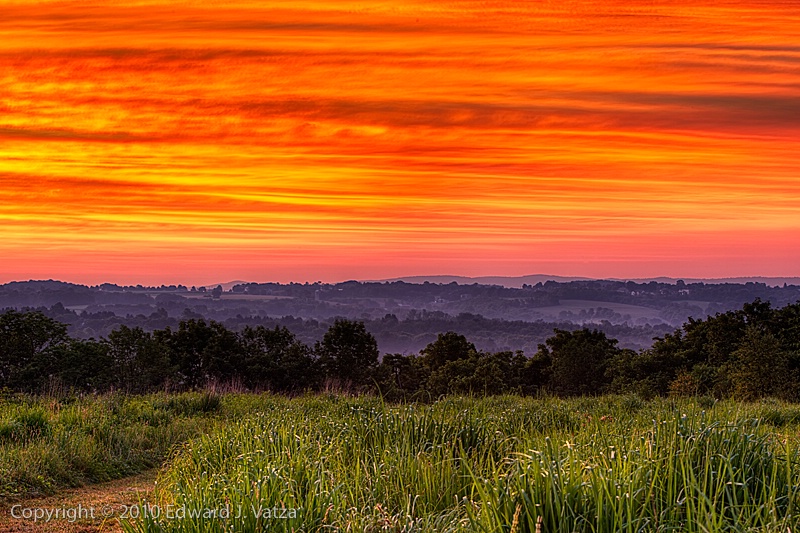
(1, 0, 799, 282)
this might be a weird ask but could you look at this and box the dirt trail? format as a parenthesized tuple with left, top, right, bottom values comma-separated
(0, 471, 157, 533)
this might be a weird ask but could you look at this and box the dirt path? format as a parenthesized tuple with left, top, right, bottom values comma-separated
(0, 470, 157, 533)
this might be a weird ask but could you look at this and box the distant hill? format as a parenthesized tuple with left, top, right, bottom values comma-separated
(374, 274, 593, 288)
(203, 280, 249, 291)
(205, 275, 800, 290)
(377, 274, 800, 289)
(3, 276, 800, 353)
(658, 277, 800, 287)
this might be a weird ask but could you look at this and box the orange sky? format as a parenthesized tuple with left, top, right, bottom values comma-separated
(1, 0, 799, 285)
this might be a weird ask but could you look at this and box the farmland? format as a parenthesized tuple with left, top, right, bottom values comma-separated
(4, 393, 800, 532)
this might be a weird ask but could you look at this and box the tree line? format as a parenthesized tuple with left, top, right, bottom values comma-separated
(1, 298, 799, 400)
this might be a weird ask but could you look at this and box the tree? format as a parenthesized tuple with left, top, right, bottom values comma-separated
(426, 351, 509, 396)
(315, 319, 379, 388)
(0, 310, 69, 391)
(154, 319, 244, 389)
(420, 332, 476, 369)
(540, 328, 620, 396)
(426, 356, 483, 396)
(106, 325, 174, 393)
(372, 353, 428, 401)
(724, 325, 793, 401)
(240, 325, 317, 391)
(55, 339, 114, 392)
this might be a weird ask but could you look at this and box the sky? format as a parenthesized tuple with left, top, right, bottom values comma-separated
(1, 0, 799, 286)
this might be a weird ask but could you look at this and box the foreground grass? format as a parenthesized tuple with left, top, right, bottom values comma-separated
(116, 395, 800, 533)
(0, 391, 224, 500)
(5, 393, 800, 531)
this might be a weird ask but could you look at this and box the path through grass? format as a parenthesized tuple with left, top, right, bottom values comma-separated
(0, 470, 156, 533)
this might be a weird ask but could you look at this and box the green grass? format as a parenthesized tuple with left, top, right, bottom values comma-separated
(116, 395, 800, 533)
(0, 392, 224, 500)
(5, 393, 800, 531)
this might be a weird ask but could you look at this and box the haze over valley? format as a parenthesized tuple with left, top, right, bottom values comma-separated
(4, 276, 799, 354)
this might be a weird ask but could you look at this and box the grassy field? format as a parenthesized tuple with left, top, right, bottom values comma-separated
(4, 393, 800, 532)
(0, 391, 223, 500)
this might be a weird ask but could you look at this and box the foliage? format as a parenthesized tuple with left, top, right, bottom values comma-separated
(723, 326, 795, 401)
(106, 326, 174, 394)
(539, 328, 620, 396)
(0, 310, 69, 392)
(154, 319, 244, 389)
(612, 299, 800, 400)
(314, 318, 379, 389)
(240, 325, 318, 392)
(420, 331, 477, 369)
(2, 298, 800, 400)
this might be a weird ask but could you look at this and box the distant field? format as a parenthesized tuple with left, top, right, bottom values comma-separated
(174, 293, 292, 301)
(4, 393, 800, 532)
(532, 299, 665, 320)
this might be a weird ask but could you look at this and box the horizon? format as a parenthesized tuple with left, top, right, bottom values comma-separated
(3, 273, 800, 289)
(2, 1, 799, 284)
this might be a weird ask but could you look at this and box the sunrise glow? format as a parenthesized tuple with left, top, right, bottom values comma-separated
(2, 1, 799, 285)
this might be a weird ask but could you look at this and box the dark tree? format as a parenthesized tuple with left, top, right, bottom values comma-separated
(541, 328, 620, 397)
(420, 331, 476, 369)
(154, 319, 244, 389)
(0, 310, 70, 391)
(315, 319, 379, 388)
(724, 325, 794, 401)
(240, 325, 317, 391)
(105, 325, 174, 393)
(372, 353, 429, 401)
(426, 352, 506, 396)
(55, 339, 114, 392)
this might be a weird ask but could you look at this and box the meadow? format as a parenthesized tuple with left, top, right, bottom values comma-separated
(4, 393, 800, 532)
(0, 391, 223, 500)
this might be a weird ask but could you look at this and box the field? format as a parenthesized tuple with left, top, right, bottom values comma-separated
(3, 393, 800, 532)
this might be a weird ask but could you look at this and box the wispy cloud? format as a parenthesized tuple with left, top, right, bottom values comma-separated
(1, 0, 798, 284)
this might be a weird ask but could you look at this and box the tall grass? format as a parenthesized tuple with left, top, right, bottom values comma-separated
(123, 396, 800, 533)
(0, 392, 223, 500)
